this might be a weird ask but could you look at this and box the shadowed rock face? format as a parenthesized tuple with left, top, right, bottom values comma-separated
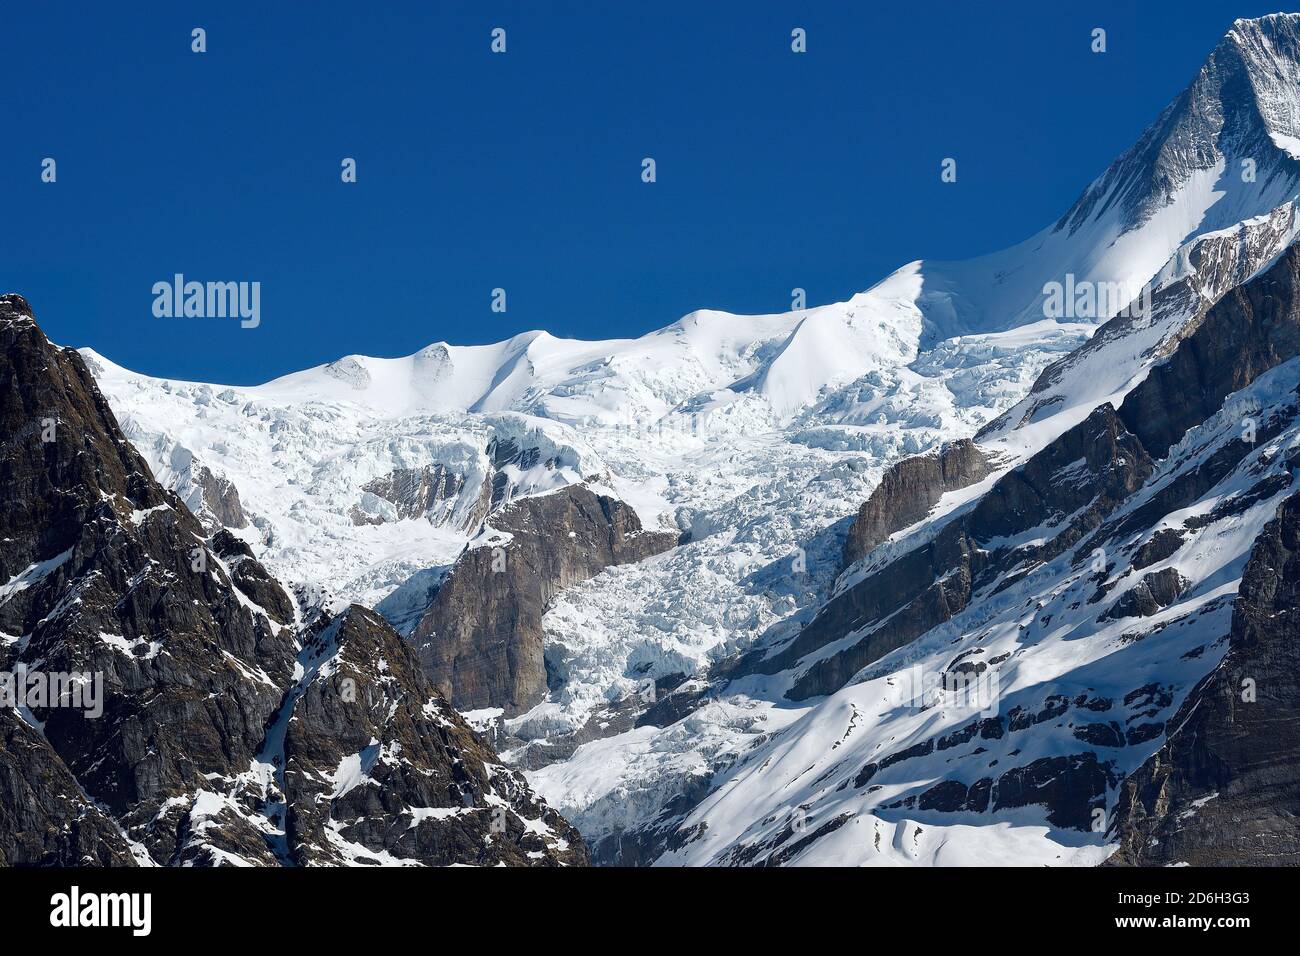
(0, 710, 139, 866)
(1098, 567, 1188, 622)
(412, 485, 678, 715)
(283, 605, 588, 866)
(1119, 241, 1300, 458)
(842, 438, 991, 568)
(1107, 492, 1300, 866)
(1, 294, 293, 863)
(0, 295, 589, 866)
(194, 462, 248, 529)
(211, 529, 296, 626)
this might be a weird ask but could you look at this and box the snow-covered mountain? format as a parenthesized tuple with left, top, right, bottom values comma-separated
(0, 296, 585, 866)
(911, 12, 1300, 342)
(647, 230, 1300, 866)
(56, 13, 1300, 866)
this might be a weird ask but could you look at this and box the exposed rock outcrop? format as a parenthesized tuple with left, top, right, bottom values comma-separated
(487, 435, 546, 509)
(842, 439, 990, 568)
(0, 709, 139, 866)
(412, 485, 678, 715)
(194, 462, 249, 529)
(1107, 492, 1300, 866)
(1118, 239, 1300, 458)
(0, 293, 294, 864)
(351, 463, 491, 532)
(283, 605, 588, 866)
(211, 529, 296, 626)
(1099, 567, 1188, 621)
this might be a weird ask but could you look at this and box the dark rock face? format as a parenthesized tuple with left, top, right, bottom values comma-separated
(730, 403, 1152, 700)
(0, 710, 139, 866)
(842, 439, 990, 568)
(194, 462, 249, 529)
(1131, 528, 1187, 570)
(781, 535, 979, 699)
(1099, 568, 1188, 621)
(991, 753, 1118, 831)
(1107, 492, 1300, 866)
(412, 485, 678, 715)
(0, 296, 294, 864)
(211, 529, 296, 626)
(1119, 239, 1300, 458)
(282, 606, 587, 866)
(0, 296, 588, 866)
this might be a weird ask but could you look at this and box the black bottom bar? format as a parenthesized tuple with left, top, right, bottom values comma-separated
(0, 864, 1279, 942)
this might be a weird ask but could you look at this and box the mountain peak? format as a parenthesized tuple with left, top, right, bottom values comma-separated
(0, 293, 34, 322)
(1053, 12, 1300, 239)
(1221, 11, 1300, 156)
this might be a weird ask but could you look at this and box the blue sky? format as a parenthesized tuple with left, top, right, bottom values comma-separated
(2, 1, 1287, 383)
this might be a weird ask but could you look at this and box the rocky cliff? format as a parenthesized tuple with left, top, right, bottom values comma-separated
(1118, 239, 1300, 458)
(0, 294, 586, 866)
(1106, 491, 1300, 866)
(412, 485, 678, 715)
(282, 604, 587, 866)
(841, 438, 990, 567)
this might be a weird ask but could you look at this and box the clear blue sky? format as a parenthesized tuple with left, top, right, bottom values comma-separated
(2, 1, 1286, 383)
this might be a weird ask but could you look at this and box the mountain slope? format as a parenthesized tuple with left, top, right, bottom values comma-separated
(909, 13, 1300, 343)
(1106, 490, 1300, 866)
(279, 604, 586, 866)
(644, 232, 1300, 867)
(523, 17, 1300, 863)
(0, 294, 585, 866)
